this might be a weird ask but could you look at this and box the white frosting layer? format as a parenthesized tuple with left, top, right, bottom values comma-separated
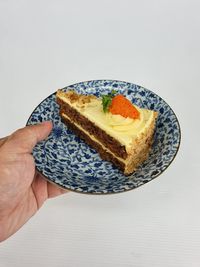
(59, 94, 155, 149)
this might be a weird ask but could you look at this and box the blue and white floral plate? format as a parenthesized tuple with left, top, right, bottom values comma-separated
(27, 80, 181, 194)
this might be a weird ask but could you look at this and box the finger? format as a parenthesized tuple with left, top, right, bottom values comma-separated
(36, 170, 68, 198)
(32, 171, 68, 209)
(0, 136, 9, 147)
(31, 172, 48, 209)
(5, 121, 53, 154)
(47, 182, 68, 198)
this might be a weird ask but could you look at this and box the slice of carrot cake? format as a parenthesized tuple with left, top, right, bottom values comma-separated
(56, 89, 158, 175)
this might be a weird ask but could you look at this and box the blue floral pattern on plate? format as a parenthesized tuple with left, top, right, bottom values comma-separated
(27, 80, 181, 194)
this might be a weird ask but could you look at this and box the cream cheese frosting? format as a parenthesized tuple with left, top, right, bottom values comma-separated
(58, 92, 155, 150)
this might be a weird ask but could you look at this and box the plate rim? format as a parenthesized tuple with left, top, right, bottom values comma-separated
(26, 79, 181, 195)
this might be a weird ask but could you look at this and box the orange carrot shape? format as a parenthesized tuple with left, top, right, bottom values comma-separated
(102, 91, 140, 119)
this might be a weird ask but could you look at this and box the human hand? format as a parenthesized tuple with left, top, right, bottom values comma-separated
(0, 122, 66, 242)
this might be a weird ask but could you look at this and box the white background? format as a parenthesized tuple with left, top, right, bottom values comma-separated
(0, 0, 199, 266)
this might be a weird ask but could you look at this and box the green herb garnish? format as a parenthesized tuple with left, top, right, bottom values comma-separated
(102, 90, 116, 112)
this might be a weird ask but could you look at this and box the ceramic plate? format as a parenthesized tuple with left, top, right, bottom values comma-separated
(27, 80, 181, 194)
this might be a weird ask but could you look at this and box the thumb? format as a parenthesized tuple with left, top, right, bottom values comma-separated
(6, 121, 53, 154)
